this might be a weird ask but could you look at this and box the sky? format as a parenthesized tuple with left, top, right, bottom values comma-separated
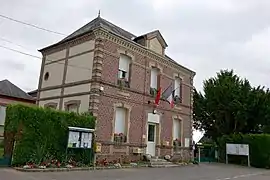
(1, 1, 270, 141)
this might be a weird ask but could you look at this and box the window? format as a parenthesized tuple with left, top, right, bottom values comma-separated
(0, 106, 6, 126)
(67, 104, 79, 113)
(114, 107, 127, 143)
(65, 100, 80, 113)
(173, 119, 181, 147)
(148, 124, 156, 142)
(44, 72, 49, 81)
(150, 67, 160, 96)
(44, 103, 57, 109)
(118, 54, 131, 88)
(174, 77, 182, 104)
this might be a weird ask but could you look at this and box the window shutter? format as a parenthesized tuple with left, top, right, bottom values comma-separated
(174, 78, 181, 96)
(180, 78, 183, 103)
(150, 68, 158, 89)
(119, 55, 131, 72)
(157, 73, 161, 89)
(173, 119, 180, 140)
(128, 63, 132, 81)
(0, 106, 6, 126)
(115, 108, 126, 134)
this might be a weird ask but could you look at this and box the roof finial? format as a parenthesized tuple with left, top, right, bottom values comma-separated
(98, 10, 101, 17)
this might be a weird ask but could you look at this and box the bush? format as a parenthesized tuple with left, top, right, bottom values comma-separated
(0, 140, 3, 148)
(4, 104, 95, 166)
(217, 133, 270, 168)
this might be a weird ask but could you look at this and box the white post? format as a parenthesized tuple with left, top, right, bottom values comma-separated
(198, 147, 201, 163)
(248, 154, 250, 167)
(226, 154, 228, 164)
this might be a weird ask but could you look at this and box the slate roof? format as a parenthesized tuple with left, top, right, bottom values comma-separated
(60, 16, 136, 43)
(0, 80, 34, 101)
(39, 16, 195, 74)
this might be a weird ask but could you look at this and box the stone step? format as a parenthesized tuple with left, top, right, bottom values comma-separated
(150, 158, 168, 162)
(149, 158, 178, 167)
(149, 161, 173, 166)
(149, 164, 179, 168)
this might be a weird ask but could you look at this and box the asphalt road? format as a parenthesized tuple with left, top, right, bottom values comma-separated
(1, 163, 270, 180)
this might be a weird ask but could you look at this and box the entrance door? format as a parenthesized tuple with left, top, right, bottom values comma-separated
(146, 123, 156, 156)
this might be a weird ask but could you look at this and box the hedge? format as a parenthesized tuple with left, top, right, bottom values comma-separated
(4, 104, 95, 166)
(217, 133, 270, 168)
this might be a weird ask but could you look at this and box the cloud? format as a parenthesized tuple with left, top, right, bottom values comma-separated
(0, 0, 270, 93)
(0, 58, 25, 71)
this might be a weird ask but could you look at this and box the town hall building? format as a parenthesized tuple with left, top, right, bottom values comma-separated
(37, 15, 196, 162)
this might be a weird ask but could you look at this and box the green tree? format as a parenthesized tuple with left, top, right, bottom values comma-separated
(193, 69, 270, 140)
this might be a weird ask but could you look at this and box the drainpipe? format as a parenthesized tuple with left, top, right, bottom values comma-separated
(140, 56, 147, 160)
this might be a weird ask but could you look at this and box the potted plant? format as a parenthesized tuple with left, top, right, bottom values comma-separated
(114, 133, 126, 143)
(173, 138, 181, 147)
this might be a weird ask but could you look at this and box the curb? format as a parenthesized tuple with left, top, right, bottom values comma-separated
(14, 163, 194, 172)
(14, 164, 149, 172)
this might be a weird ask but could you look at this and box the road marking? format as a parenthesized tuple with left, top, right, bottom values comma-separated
(215, 172, 265, 180)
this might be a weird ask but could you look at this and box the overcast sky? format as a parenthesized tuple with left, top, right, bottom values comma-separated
(1, 0, 270, 93)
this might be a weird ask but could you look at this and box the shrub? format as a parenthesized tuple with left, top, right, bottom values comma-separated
(4, 104, 95, 166)
(217, 133, 270, 168)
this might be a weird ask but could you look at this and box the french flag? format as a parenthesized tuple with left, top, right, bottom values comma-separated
(161, 83, 175, 108)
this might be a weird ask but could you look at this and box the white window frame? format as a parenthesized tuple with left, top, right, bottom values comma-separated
(174, 77, 181, 97)
(114, 107, 126, 134)
(118, 54, 131, 81)
(150, 67, 159, 89)
(0, 105, 6, 126)
(173, 119, 181, 140)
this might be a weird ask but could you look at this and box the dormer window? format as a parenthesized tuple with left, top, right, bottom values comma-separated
(133, 30, 168, 56)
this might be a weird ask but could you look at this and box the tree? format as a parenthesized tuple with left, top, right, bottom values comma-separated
(193, 69, 270, 140)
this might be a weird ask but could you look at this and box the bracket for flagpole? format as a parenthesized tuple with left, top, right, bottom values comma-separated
(153, 104, 158, 114)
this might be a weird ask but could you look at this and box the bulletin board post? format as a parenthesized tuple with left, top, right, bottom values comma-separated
(226, 143, 250, 167)
(66, 127, 95, 165)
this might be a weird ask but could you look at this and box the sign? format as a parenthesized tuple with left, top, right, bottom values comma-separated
(80, 132, 92, 148)
(185, 138, 190, 148)
(68, 131, 80, 148)
(67, 127, 94, 149)
(226, 144, 249, 156)
(226, 143, 250, 167)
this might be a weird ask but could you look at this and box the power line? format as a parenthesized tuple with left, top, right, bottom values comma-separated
(0, 14, 66, 36)
(0, 44, 92, 71)
(0, 37, 28, 49)
(0, 44, 41, 59)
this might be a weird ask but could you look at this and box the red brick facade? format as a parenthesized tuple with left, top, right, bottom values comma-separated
(92, 36, 195, 162)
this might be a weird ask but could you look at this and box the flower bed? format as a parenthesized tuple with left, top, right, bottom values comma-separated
(15, 161, 149, 172)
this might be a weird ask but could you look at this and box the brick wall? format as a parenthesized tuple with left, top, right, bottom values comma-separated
(95, 38, 193, 161)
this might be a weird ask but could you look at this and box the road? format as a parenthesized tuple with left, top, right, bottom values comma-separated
(0, 163, 269, 180)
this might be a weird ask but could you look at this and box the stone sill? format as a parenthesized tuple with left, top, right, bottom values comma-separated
(99, 141, 147, 147)
(156, 145, 173, 149)
(117, 91, 130, 97)
(174, 105, 182, 111)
